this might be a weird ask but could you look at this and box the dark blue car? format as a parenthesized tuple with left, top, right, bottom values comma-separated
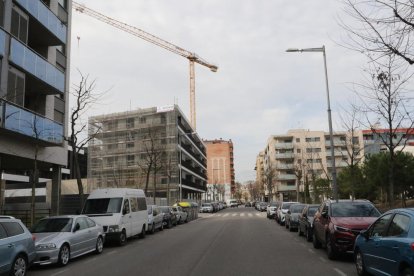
(354, 208, 414, 276)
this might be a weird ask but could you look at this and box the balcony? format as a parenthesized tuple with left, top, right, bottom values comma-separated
(275, 143, 293, 149)
(275, 153, 294, 159)
(15, 0, 67, 44)
(277, 163, 294, 170)
(10, 38, 65, 94)
(1, 100, 63, 144)
(277, 174, 296, 181)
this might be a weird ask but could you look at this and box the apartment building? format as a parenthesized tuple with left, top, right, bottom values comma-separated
(0, 0, 71, 215)
(88, 105, 207, 203)
(204, 139, 235, 201)
(261, 129, 364, 201)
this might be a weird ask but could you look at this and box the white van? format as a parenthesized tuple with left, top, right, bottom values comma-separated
(82, 188, 148, 245)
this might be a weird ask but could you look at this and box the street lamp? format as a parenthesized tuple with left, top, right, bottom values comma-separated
(286, 45, 338, 202)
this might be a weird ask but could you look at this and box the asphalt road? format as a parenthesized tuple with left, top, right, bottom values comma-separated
(29, 207, 356, 276)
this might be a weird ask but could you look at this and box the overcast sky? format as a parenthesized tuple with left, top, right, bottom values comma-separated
(70, 0, 371, 183)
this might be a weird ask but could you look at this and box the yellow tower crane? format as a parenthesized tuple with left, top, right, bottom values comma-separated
(72, 2, 218, 130)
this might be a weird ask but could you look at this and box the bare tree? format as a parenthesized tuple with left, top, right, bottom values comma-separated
(340, 0, 414, 65)
(353, 55, 414, 206)
(70, 72, 105, 209)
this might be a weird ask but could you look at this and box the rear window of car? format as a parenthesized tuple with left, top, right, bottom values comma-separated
(331, 202, 380, 217)
(2, 222, 24, 237)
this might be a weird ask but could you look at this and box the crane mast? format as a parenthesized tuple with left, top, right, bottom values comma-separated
(72, 1, 218, 130)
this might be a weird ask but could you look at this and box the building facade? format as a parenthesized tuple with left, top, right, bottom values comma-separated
(204, 139, 235, 202)
(0, 0, 71, 215)
(260, 129, 364, 202)
(88, 105, 207, 203)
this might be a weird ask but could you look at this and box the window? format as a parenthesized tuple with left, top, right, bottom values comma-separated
(368, 214, 393, 238)
(11, 7, 28, 44)
(123, 199, 130, 214)
(7, 68, 25, 106)
(0, 223, 7, 239)
(2, 222, 24, 237)
(388, 214, 410, 237)
(137, 198, 147, 211)
(130, 197, 138, 212)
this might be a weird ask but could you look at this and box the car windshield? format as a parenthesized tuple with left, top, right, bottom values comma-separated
(331, 202, 381, 217)
(290, 205, 305, 213)
(308, 207, 318, 216)
(83, 198, 123, 214)
(32, 218, 73, 233)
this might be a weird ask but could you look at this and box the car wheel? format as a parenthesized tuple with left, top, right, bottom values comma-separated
(119, 230, 127, 246)
(150, 223, 155, 234)
(313, 232, 321, 249)
(355, 249, 368, 276)
(10, 254, 27, 276)
(402, 268, 414, 276)
(139, 225, 146, 239)
(326, 234, 338, 260)
(306, 228, 313, 242)
(95, 236, 104, 254)
(58, 244, 70, 266)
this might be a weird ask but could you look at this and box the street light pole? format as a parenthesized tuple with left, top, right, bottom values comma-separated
(286, 45, 338, 202)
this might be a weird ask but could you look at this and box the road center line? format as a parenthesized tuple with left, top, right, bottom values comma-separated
(333, 268, 347, 276)
(51, 269, 68, 276)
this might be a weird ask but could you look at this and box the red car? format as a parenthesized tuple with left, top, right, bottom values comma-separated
(312, 199, 380, 260)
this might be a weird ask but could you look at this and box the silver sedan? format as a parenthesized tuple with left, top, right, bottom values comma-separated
(32, 215, 105, 266)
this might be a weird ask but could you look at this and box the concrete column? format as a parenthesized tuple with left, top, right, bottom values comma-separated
(51, 165, 61, 215)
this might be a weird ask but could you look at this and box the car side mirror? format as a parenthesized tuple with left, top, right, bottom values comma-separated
(73, 223, 80, 232)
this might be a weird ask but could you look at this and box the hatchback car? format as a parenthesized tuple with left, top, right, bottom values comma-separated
(147, 205, 164, 234)
(312, 199, 380, 260)
(298, 204, 319, 242)
(285, 204, 306, 232)
(354, 208, 414, 276)
(0, 218, 36, 276)
(32, 215, 105, 266)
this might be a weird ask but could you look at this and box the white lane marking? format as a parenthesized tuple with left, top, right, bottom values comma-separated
(51, 269, 69, 276)
(319, 257, 327, 263)
(308, 248, 315, 254)
(107, 250, 118, 255)
(248, 213, 253, 217)
(333, 268, 347, 276)
(223, 213, 229, 217)
(240, 213, 245, 217)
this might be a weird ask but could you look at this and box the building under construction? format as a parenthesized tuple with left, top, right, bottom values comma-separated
(87, 105, 207, 203)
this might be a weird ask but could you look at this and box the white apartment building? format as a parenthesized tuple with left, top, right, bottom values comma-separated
(261, 129, 364, 202)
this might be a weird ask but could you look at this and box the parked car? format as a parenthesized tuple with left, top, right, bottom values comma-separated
(200, 203, 214, 213)
(147, 205, 164, 234)
(32, 215, 105, 266)
(267, 202, 279, 218)
(0, 217, 36, 276)
(82, 188, 148, 245)
(354, 208, 414, 276)
(285, 204, 306, 232)
(160, 206, 178, 228)
(298, 204, 319, 242)
(276, 202, 299, 225)
(312, 199, 380, 260)
(172, 206, 188, 224)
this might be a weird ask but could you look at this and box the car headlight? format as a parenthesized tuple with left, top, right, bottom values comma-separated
(36, 243, 57, 250)
(334, 225, 351, 232)
(108, 225, 120, 232)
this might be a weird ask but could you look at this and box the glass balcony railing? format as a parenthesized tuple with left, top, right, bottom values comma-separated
(10, 38, 65, 93)
(2, 101, 63, 144)
(15, 0, 67, 43)
(0, 28, 6, 57)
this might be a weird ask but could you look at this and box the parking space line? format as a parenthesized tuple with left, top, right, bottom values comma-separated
(319, 257, 327, 263)
(51, 269, 68, 276)
(308, 248, 315, 254)
(333, 268, 347, 276)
